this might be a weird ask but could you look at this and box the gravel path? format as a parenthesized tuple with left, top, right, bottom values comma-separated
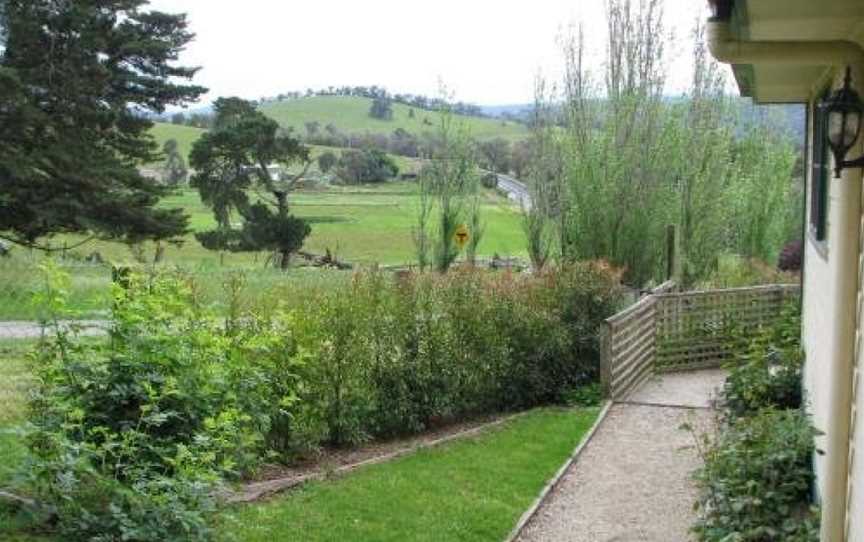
(517, 370, 723, 542)
(0, 320, 108, 340)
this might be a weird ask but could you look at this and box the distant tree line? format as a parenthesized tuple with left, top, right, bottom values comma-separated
(260, 85, 490, 118)
(159, 86, 500, 130)
(169, 111, 214, 129)
(301, 121, 524, 175)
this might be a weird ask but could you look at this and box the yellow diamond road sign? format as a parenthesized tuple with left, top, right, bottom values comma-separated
(454, 224, 470, 250)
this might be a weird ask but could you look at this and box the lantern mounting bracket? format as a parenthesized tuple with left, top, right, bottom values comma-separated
(835, 155, 864, 178)
(823, 66, 864, 178)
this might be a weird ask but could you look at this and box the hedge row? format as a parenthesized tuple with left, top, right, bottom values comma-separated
(21, 262, 622, 541)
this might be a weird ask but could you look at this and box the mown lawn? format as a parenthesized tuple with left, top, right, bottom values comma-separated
(224, 407, 598, 542)
(0, 339, 599, 542)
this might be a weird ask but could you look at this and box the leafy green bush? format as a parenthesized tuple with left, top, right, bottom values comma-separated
(336, 149, 399, 184)
(692, 299, 818, 540)
(283, 263, 622, 447)
(20, 261, 620, 539)
(722, 302, 803, 420)
(692, 409, 819, 542)
(24, 264, 303, 541)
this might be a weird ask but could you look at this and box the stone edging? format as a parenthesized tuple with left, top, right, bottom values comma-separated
(502, 400, 614, 542)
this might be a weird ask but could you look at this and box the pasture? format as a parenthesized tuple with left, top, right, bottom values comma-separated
(149, 122, 422, 175)
(0, 182, 526, 319)
(258, 96, 530, 141)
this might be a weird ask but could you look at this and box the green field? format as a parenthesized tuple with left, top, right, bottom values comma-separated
(122, 182, 525, 266)
(259, 96, 530, 141)
(0, 182, 526, 319)
(149, 123, 420, 174)
(149, 122, 207, 162)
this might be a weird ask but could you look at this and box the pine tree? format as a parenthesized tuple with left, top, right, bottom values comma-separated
(0, 0, 206, 249)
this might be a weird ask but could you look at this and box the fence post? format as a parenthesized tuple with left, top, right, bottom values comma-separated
(600, 321, 613, 399)
(665, 224, 676, 281)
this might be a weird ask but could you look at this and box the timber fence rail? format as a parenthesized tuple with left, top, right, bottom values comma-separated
(601, 282, 800, 401)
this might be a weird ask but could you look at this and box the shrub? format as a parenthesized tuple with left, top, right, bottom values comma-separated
(481, 172, 499, 189)
(317, 150, 338, 174)
(722, 302, 803, 420)
(700, 254, 798, 289)
(24, 264, 303, 541)
(20, 261, 622, 539)
(336, 149, 399, 184)
(280, 264, 622, 447)
(692, 409, 819, 542)
(691, 298, 818, 541)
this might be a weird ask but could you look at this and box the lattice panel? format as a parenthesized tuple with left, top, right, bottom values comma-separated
(600, 283, 800, 400)
(654, 285, 799, 372)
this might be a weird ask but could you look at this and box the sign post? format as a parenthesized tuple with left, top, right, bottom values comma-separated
(454, 224, 470, 251)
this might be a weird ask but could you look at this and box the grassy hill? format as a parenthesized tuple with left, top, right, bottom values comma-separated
(258, 96, 530, 141)
(149, 122, 207, 162)
(148, 123, 421, 174)
(148, 96, 527, 165)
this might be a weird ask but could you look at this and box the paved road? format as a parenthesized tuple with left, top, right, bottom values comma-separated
(0, 320, 108, 340)
(517, 370, 726, 542)
(496, 173, 532, 210)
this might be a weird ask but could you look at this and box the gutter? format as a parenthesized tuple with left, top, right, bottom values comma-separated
(706, 20, 862, 67)
(706, 18, 864, 542)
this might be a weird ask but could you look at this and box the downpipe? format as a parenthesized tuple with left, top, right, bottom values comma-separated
(707, 19, 864, 542)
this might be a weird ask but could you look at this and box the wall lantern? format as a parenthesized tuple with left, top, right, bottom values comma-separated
(823, 67, 864, 178)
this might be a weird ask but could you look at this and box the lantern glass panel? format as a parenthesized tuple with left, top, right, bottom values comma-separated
(828, 109, 861, 149)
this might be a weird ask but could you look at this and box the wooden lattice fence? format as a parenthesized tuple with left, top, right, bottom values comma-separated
(601, 283, 800, 400)
(601, 281, 677, 400)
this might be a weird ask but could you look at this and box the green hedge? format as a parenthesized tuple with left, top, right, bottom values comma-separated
(19, 261, 621, 541)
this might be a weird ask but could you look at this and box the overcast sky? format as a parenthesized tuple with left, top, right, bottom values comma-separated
(147, 0, 716, 107)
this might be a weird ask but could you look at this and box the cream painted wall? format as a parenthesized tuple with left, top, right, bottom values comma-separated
(850, 335, 864, 540)
(848, 97, 864, 542)
(802, 96, 836, 495)
(801, 65, 864, 539)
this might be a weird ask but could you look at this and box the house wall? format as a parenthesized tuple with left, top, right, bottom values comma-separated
(844, 63, 864, 542)
(848, 113, 864, 540)
(802, 65, 864, 520)
(850, 316, 864, 539)
(801, 64, 864, 540)
(802, 93, 836, 497)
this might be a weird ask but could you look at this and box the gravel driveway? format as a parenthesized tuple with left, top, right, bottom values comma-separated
(516, 370, 723, 542)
